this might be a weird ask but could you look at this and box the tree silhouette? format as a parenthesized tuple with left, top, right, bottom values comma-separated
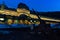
(32, 9, 51, 33)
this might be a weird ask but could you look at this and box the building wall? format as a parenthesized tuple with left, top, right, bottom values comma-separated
(0, 8, 39, 19)
(0, 9, 40, 25)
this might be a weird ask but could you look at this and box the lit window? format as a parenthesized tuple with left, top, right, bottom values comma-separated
(30, 20, 32, 22)
(0, 18, 4, 21)
(34, 21, 36, 22)
(7, 19, 13, 25)
(14, 20, 18, 24)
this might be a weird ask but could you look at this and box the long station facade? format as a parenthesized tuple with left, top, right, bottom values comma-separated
(0, 3, 40, 25)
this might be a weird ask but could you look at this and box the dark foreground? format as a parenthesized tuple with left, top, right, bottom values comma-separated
(0, 28, 60, 40)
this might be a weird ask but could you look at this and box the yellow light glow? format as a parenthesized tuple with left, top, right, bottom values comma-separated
(7, 19, 13, 25)
(41, 17, 60, 22)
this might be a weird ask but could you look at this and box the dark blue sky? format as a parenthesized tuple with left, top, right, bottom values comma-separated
(0, 0, 60, 12)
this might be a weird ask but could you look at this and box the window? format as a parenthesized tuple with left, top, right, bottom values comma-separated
(14, 20, 18, 24)
(7, 19, 13, 25)
(34, 21, 36, 23)
(30, 20, 33, 22)
(0, 18, 4, 21)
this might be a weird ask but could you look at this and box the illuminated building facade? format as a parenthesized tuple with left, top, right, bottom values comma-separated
(0, 2, 40, 25)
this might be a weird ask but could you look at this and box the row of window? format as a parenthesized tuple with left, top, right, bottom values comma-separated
(0, 18, 40, 25)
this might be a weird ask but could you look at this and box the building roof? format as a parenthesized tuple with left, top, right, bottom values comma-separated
(5, 8, 16, 11)
(17, 3, 29, 10)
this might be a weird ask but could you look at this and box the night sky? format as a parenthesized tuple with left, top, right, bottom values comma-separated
(0, 0, 60, 12)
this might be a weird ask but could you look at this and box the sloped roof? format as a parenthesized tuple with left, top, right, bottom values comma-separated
(5, 8, 16, 11)
(17, 3, 29, 10)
